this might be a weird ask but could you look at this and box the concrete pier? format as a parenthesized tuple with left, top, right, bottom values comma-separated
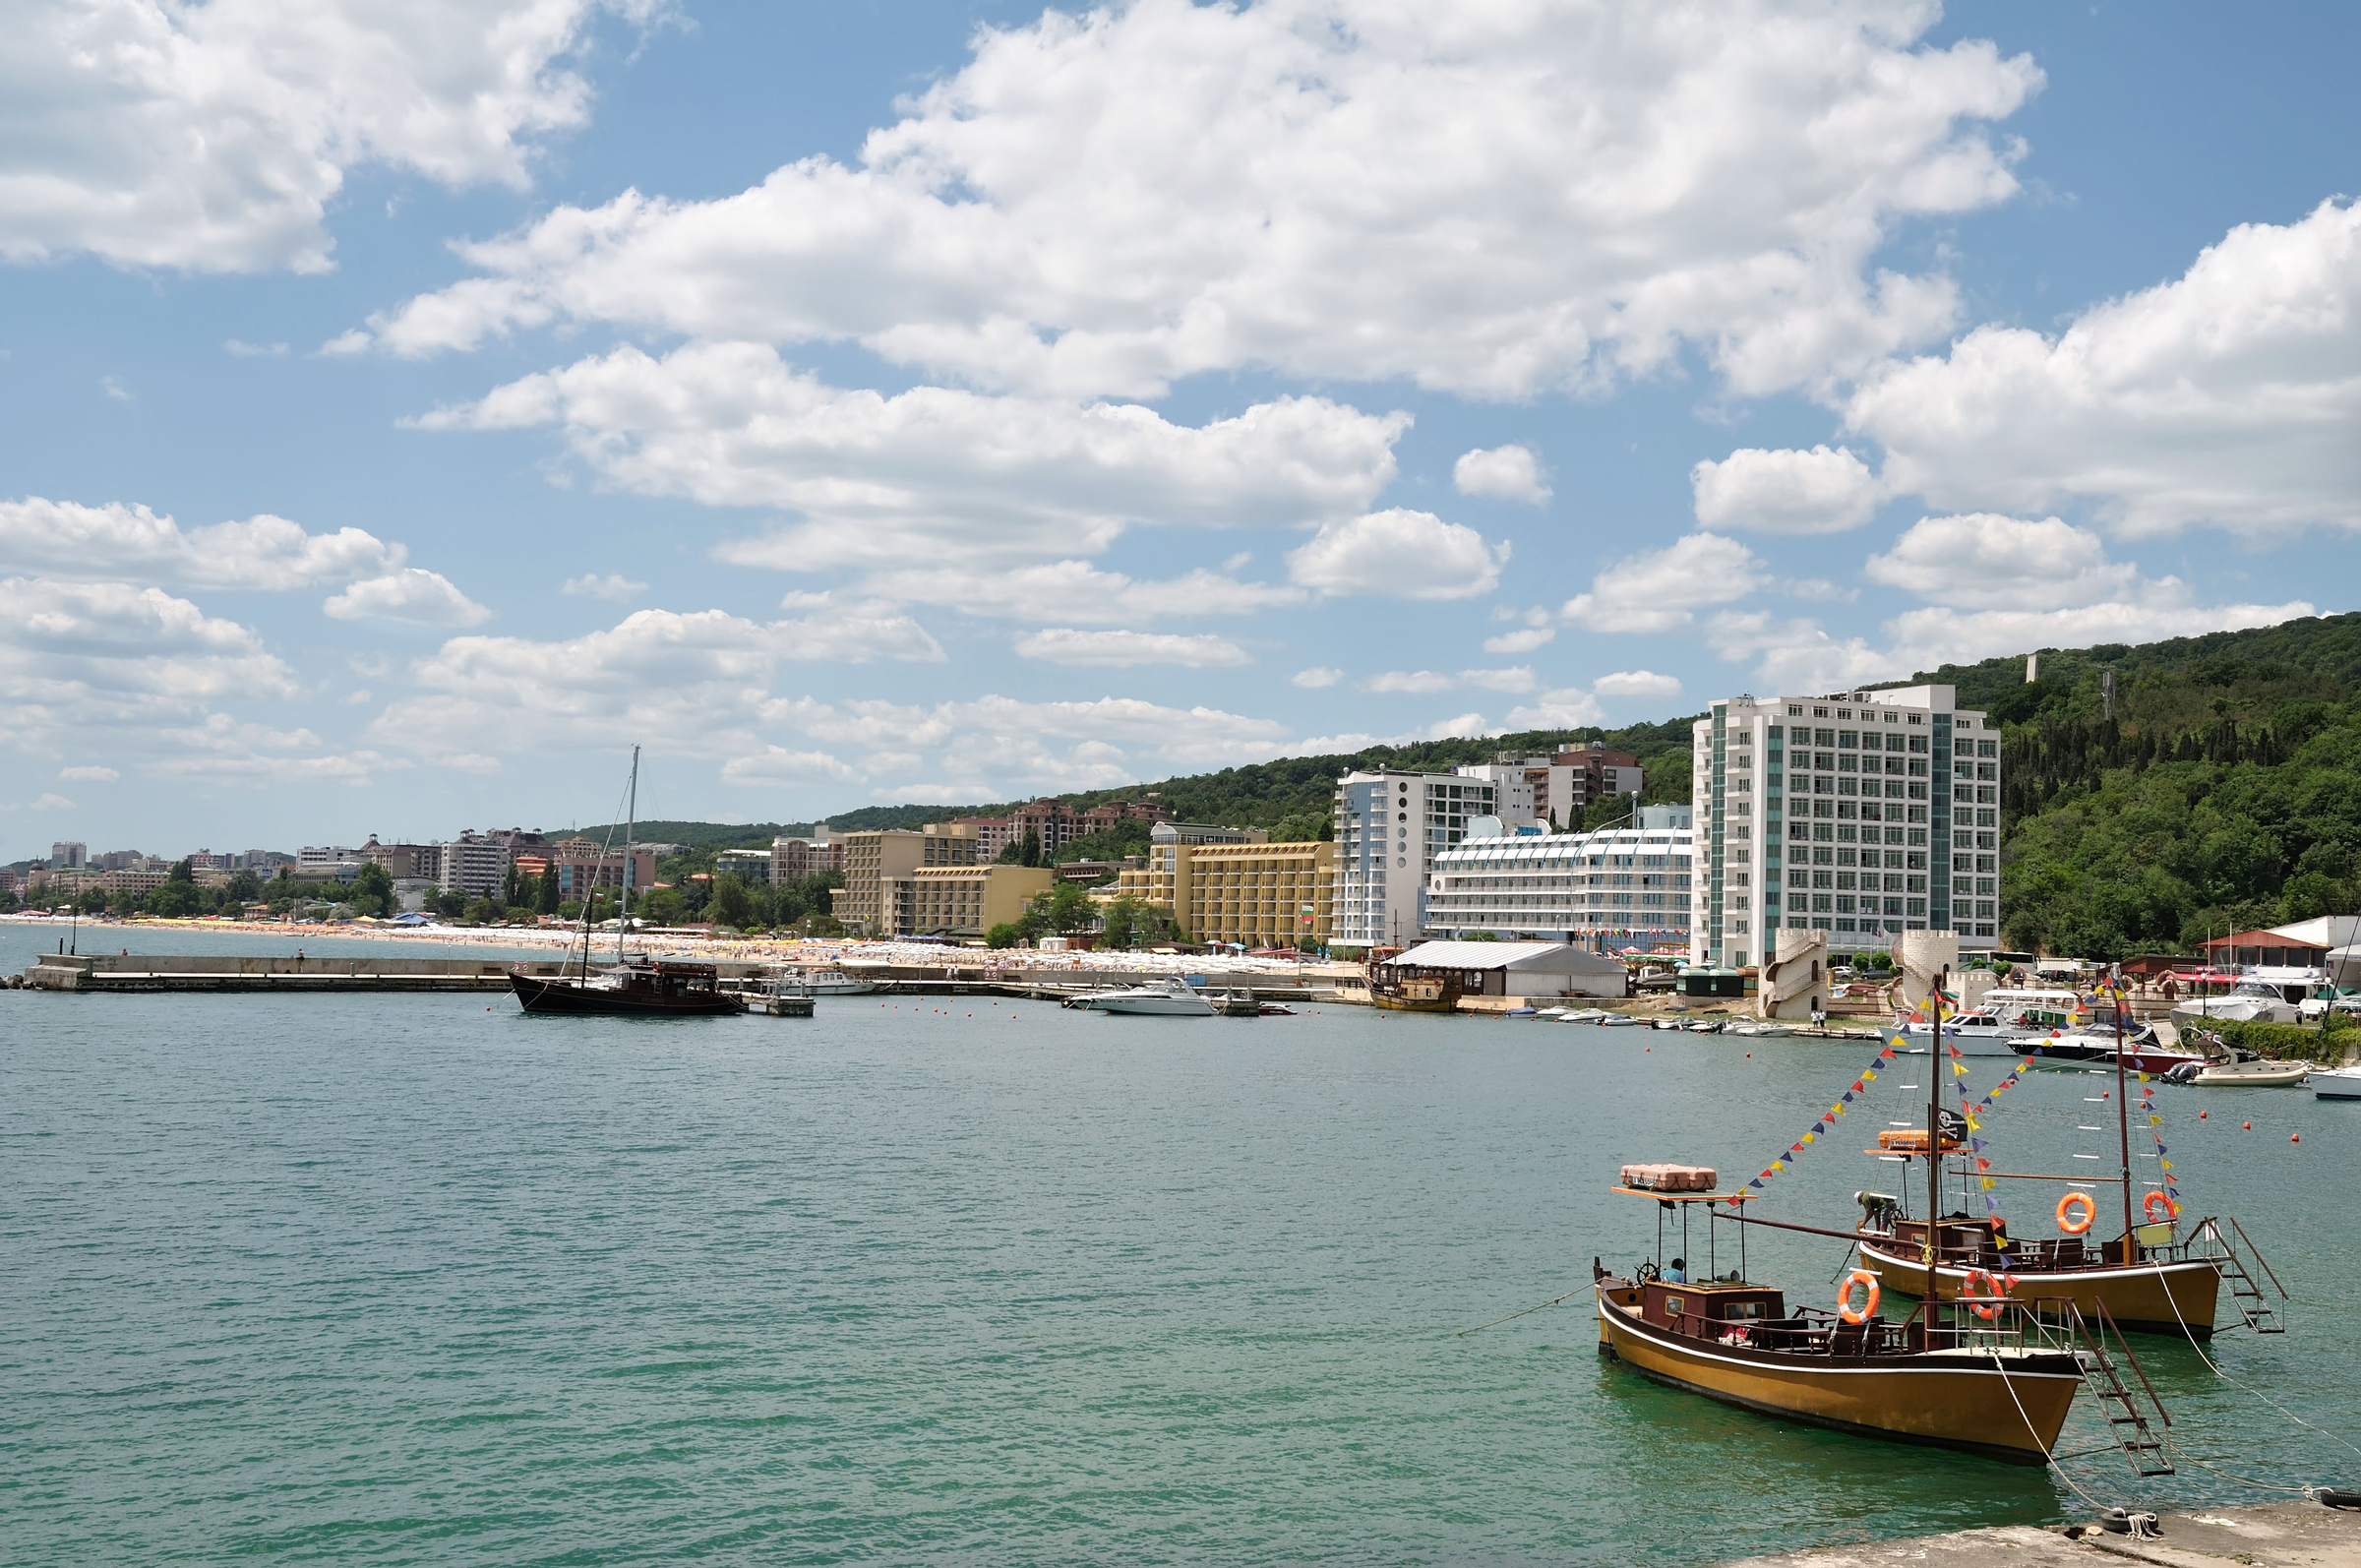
(1716, 1500, 2360, 1568)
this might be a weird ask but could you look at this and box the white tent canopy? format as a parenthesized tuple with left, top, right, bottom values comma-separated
(1382, 939, 1626, 997)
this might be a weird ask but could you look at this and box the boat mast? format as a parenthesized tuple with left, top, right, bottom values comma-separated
(2114, 963, 2134, 1257)
(1926, 964, 1945, 1268)
(618, 744, 638, 965)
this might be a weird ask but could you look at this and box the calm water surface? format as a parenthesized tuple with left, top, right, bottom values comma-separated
(4, 927, 2357, 1565)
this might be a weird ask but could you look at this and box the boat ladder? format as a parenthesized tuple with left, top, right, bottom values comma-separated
(2198, 1217, 2288, 1334)
(2070, 1302, 2174, 1477)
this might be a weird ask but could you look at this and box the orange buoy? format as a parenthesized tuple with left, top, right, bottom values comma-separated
(2200, 1110, 2208, 1118)
(2293, 1133, 2300, 1143)
(2243, 1120, 2252, 1130)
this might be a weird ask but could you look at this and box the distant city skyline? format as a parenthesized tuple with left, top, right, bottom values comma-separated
(4, 2, 2356, 859)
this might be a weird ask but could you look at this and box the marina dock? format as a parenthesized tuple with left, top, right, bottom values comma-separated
(1716, 1501, 2360, 1568)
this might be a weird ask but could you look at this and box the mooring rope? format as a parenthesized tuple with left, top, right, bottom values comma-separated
(1456, 1285, 1590, 1337)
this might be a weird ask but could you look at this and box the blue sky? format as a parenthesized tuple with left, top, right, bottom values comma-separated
(3, 0, 2357, 858)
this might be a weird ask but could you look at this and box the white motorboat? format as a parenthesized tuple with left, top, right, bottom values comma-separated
(1594, 1012, 1643, 1027)
(1558, 1007, 1611, 1024)
(1978, 988, 2090, 1035)
(1896, 1009, 2024, 1055)
(2172, 979, 2300, 1027)
(1729, 1020, 1794, 1038)
(2314, 1064, 2361, 1100)
(2190, 1056, 2310, 1088)
(771, 964, 876, 996)
(1092, 982, 1216, 1017)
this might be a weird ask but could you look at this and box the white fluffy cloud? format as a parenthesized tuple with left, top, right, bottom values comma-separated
(367, 603, 944, 760)
(58, 764, 118, 781)
(1292, 666, 1343, 689)
(1846, 199, 2361, 536)
(1365, 667, 1534, 694)
(0, 577, 298, 721)
(1592, 670, 1684, 701)
(1863, 514, 2147, 610)
(323, 570, 492, 627)
(419, 341, 1407, 569)
(1711, 597, 2318, 694)
(1453, 445, 1551, 504)
(1013, 629, 1251, 668)
(561, 573, 645, 600)
(357, 0, 2037, 400)
(851, 562, 1303, 625)
(1287, 509, 1509, 599)
(0, 497, 399, 587)
(0, 0, 656, 273)
(1561, 533, 1758, 633)
(1691, 445, 1883, 534)
(1482, 627, 1557, 654)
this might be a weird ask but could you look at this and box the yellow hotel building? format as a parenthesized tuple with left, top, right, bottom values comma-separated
(1117, 836, 1335, 947)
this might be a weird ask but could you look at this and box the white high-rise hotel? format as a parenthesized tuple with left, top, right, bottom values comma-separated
(1691, 686, 2003, 968)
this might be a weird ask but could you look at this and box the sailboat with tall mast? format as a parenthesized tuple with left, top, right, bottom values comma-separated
(509, 745, 746, 1017)
(1853, 967, 2282, 1339)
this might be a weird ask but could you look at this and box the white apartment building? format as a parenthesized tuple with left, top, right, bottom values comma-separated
(1691, 685, 2002, 969)
(1453, 742, 1646, 831)
(1425, 806, 1694, 944)
(1331, 770, 1495, 946)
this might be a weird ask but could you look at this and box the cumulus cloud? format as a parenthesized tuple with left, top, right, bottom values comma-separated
(1864, 514, 2146, 610)
(0, 497, 400, 588)
(1292, 666, 1343, 689)
(0, 577, 298, 718)
(0, 0, 660, 273)
(145, 714, 403, 786)
(1846, 199, 2361, 536)
(1365, 667, 1534, 694)
(1287, 509, 1509, 600)
(323, 570, 492, 627)
(1013, 629, 1251, 667)
(720, 747, 862, 786)
(561, 573, 645, 600)
(1691, 445, 1884, 533)
(853, 561, 1303, 625)
(1561, 533, 1759, 633)
(417, 341, 1407, 569)
(1710, 598, 2318, 694)
(30, 793, 77, 812)
(58, 764, 118, 781)
(1483, 627, 1557, 654)
(1453, 445, 1551, 504)
(1592, 670, 1684, 701)
(1504, 689, 1604, 729)
(354, 0, 2037, 400)
(367, 604, 944, 761)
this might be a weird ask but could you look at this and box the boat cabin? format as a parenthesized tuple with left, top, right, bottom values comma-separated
(1641, 1279, 1786, 1336)
(1981, 989, 2086, 1031)
(613, 957, 726, 997)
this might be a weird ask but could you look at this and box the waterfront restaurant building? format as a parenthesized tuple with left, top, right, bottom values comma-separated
(1692, 685, 2003, 971)
(1423, 806, 1693, 948)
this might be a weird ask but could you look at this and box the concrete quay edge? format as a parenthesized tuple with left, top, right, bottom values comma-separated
(1712, 1501, 2360, 1568)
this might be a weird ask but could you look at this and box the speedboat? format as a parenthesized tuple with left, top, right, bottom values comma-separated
(1093, 982, 1216, 1017)
(2019, 1024, 2203, 1076)
(1594, 1012, 1643, 1027)
(1729, 1020, 1794, 1038)
(2314, 1065, 2361, 1100)
(2182, 1055, 2310, 1088)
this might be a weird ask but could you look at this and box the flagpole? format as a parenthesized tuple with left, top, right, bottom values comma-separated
(1926, 965, 1944, 1270)
(2113, 965, 2135, 1258)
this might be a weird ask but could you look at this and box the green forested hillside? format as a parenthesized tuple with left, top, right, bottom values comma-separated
(1880, 613, 2361, 958)
(604, 612, 2361, 959)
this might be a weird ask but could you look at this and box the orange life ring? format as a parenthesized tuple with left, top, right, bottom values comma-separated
(1837, 1269, 1881, 1324)
(1960, 1267, 2011, 1320)
(2056, 1190, 2096, 1235)
(2144, 1189, 2178, 1224)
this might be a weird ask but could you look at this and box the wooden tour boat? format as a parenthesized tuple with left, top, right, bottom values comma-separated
(1854, 971, 2285, 1340)
(1594, 1187, 2097, 1467)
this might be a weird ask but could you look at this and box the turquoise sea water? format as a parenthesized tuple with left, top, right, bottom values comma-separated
(5, 927, 2357, 1565)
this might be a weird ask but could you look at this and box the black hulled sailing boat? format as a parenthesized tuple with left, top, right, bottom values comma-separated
(509, 746, 747, 1018)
